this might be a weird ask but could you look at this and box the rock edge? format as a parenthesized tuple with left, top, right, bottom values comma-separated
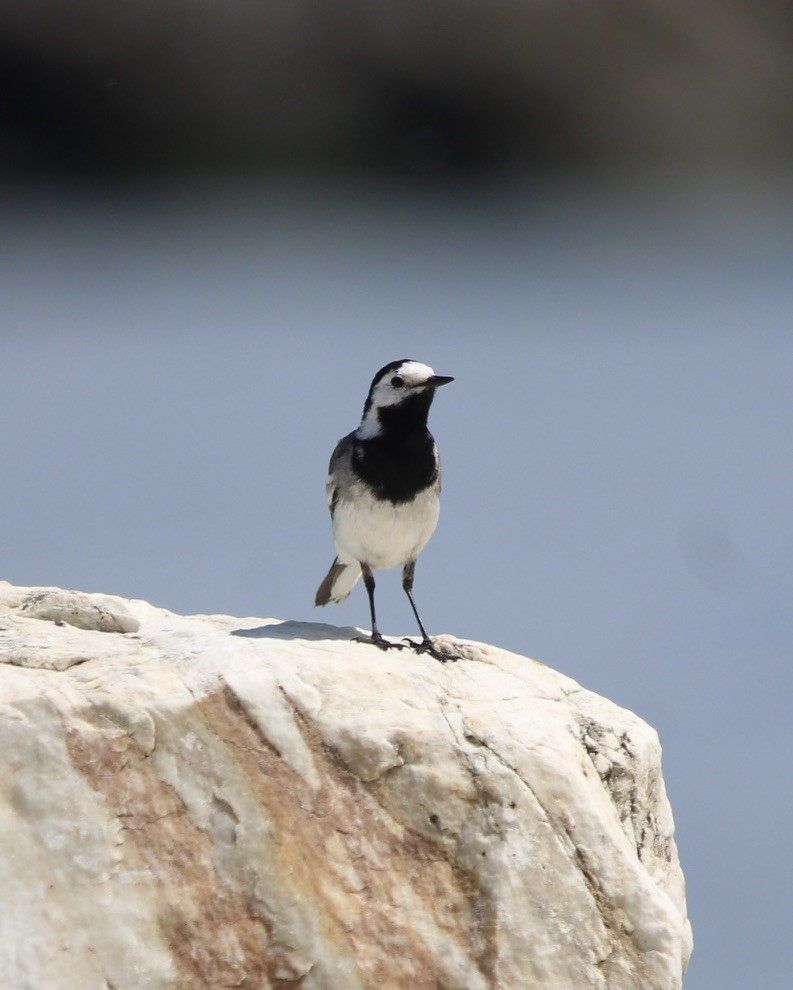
(0, 584, 692, 990)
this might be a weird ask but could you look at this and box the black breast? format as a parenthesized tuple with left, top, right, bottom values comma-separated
(352, 428, 439, 504)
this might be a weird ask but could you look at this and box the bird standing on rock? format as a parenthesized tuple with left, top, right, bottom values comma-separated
(315, 359, 455, 663)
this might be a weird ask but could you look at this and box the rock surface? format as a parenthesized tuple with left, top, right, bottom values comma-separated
(0, 583, 692, 990)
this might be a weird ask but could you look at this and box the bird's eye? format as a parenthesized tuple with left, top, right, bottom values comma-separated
(390, 376, 405, 388)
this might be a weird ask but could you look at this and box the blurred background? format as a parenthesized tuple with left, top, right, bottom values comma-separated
(3, 3, 792, 987)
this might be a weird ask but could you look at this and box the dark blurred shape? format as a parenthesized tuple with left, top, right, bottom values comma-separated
(1, 1, 792, 179)
(0, 37, 153, 175)
(679, 516, 746, 592)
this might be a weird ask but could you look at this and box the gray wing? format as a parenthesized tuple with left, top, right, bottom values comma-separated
(326, 432, 356, 516)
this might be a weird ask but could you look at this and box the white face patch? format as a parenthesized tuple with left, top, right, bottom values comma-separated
(356, 361, 437, 439)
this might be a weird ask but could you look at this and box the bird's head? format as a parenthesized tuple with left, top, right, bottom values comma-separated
(357, 360, 454, 439)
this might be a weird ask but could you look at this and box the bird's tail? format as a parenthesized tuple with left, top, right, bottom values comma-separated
(315, 557, 362, 606)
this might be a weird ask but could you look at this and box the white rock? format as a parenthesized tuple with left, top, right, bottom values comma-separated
(0, 584, 692, 989)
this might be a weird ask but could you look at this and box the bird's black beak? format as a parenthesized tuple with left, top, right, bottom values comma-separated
(427, 375, 454, 388)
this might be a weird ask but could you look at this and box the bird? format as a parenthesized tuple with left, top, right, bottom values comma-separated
(315, 359, 455, 662)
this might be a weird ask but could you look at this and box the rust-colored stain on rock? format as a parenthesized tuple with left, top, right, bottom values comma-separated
(64, 683, 489, 989)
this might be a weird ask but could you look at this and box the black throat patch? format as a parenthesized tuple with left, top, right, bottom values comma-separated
(353, 391, 439, 504)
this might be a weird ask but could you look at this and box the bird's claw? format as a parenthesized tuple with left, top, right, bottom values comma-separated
(402, 637, 458, 663)
(354, 634, 406, 652)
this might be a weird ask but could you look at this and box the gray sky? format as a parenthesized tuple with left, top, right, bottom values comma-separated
(3, 175, 792, 989)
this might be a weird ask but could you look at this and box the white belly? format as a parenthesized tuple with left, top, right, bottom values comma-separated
(333, 486, 440, 570)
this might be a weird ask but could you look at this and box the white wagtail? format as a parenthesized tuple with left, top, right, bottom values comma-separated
(315, 359, 455, 662)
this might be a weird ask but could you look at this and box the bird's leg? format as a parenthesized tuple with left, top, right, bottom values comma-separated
(354, 563, 405, 651)
(401, 561, 457, 663)
(402, 561, 431, 640)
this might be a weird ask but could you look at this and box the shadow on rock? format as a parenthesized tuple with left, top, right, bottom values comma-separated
(231, 621, 360, 642)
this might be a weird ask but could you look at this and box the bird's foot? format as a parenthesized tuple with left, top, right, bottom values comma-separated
(403, 637, 459, 663)
(354, 633, 406, 652)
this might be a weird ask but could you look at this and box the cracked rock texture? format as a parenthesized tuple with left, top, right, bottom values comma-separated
(0, 583, 692, 989)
